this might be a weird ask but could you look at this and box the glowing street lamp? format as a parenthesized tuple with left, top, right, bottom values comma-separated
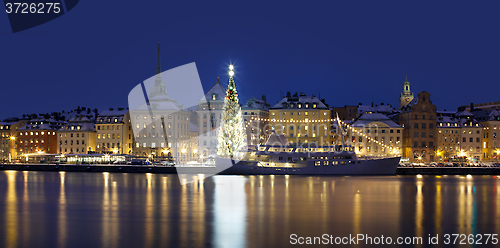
(112, 148, 118, 154)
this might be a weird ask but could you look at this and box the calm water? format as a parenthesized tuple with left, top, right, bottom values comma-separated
(1, 171, 500, 248)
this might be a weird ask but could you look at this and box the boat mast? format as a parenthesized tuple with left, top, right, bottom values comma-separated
(335, 112, 346, 147)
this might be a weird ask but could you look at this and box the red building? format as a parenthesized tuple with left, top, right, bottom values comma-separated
(16, 119, 62, 156)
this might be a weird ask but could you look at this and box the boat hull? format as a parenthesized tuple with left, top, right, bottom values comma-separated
(219, 157, 401, 175)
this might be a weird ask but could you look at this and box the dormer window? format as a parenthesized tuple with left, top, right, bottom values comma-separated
(312, 103, 317, 108)
(305, 103, 309, 108)
(298, 103, 302, 109)
(212, 94, 218, 100)
(107, 118, 111, 122)
(114, 118, 118, 123)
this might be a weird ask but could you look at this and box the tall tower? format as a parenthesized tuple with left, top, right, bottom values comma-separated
(150, 41, 167, 98)
(399, 75, 414, 109)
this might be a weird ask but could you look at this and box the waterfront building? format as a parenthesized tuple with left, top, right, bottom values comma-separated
(58, 115, 97, 154)
(16, 118, 63, 157)
(395, 91, 437, 162)
(242, 95, 270, 147)
(269, 92, 331, 146)
(435, 114, 460, 162)
(456, 111, 483, 161)
(130, 43, 196, 163)
(398, 76, 414, 110)
(473, 109, 500, 161)
(331, 105, 358, 121)
(347, 113, 403, 157)
(0, 118, 27, 161)
(197, 77, 225, 160)
(96, 108, 133, 154)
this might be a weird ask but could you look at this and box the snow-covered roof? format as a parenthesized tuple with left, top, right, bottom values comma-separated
(271, 94, 328, 109)
(59, 122, 96, 132)
(351, 113, 402, 128)
(472, 109, 500, 121)
(456, 110, 473, 117)
(357, 105, 395, 116)
(19, 123, 59, 131)
(242, 97, 270, 111)
(200, 82, 226, 102)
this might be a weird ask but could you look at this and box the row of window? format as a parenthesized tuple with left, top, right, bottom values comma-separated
(414, 114, 434, 120)
(413, 141, 434, 148)
(437, 146, 481, 153)
(19, 138, 47, 144)
(363, 129, 401, 134)
(484, 133, 498, 138)
(414, 132, 434, 138)
(60, 133, 85, 138)
(352, 136, 401, 143)
(98, 133, 121, 139)
(97, 125, 121, 130)
(414, 123, 435, 129)
(60, 140, 85, 145)
(60, 147, 87, 153)
(19, 131, 56, 136)
(134, 115, 188, 121)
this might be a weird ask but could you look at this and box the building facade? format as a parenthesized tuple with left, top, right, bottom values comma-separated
(269, 92, 331, 146)
(0, 118, 26, 161)
(242, 96, 270, 147)
(331, 105, 358, 121)
(347, 113, 403, 157)
(436, 115, 460, 162)
(16, 118, 62, 156)
(396, 91, 437, 162)
(457, 111, 483, 161)
(96, 109, 133, 154)
(197, 77, 226, 160)
(474, 109, 500, 161)
(58, 115, 97, 154)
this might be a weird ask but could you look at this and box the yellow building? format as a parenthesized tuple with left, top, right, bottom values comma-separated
(269, 92, 331, 146)
(474, 109, 500, 161)
(58, 115, 97, 154)
(436, 115, 460, 161)
(0, 118, 26, 161)
(96, 108, 134, 154)
(346, 113, 403, 157)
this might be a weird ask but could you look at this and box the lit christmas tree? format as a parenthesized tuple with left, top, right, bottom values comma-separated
(217, 65, 246, 159)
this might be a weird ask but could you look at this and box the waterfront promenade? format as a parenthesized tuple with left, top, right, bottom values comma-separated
(1, 163, 500, 175)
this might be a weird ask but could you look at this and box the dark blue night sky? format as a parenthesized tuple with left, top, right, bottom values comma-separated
(1, 1, 499, 119)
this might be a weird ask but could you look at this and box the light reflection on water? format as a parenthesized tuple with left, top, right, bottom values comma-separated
(0, 172, 500, 247)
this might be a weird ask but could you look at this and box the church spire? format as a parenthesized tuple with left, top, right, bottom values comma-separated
(150, 41, 167, 98)
(156, 41, 161, 75)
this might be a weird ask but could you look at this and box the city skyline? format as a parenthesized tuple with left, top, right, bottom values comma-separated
(2, 1, 500, 120)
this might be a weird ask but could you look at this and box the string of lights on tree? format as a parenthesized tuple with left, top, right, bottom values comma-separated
(216, 65, 247, 159)
(243, 116, 400, 152)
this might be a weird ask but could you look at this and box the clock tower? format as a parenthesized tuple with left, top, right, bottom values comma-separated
(399, 76, 414, 109)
